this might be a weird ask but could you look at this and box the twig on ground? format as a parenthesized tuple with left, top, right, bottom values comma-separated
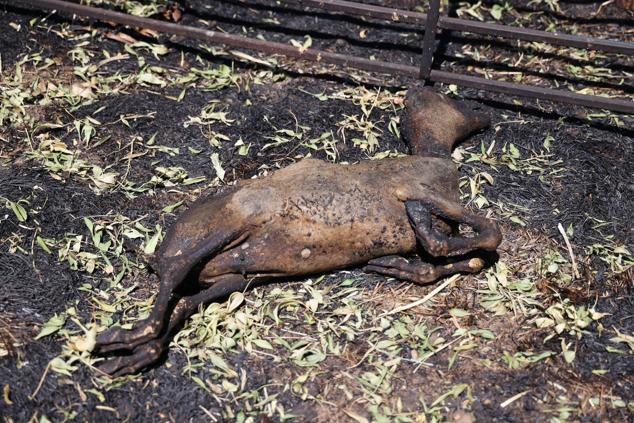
(558, 223, 580, 279)
(29, 360, 51, 400)
(377, 274, 459, 318)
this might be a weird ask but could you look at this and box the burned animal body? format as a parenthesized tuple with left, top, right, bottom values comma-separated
(95, 87, 502, 375)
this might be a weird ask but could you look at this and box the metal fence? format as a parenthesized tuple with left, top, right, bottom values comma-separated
(8, 0, 634, 113)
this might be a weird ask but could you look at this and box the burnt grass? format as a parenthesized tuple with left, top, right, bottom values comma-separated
(1, 0, 633, 422)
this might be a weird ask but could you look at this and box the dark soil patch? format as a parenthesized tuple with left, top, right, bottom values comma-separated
(574, 294, 634, 393)
(467, 107, 634, 248)
(0, 168, 126, 315)
(1, 1, 632, 422)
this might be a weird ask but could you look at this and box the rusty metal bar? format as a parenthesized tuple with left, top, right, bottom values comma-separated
(7, 0, 634, 113)
(291, 0, 634, 56)
(10, 0, 412, 73)
(419, 0, 441, 81)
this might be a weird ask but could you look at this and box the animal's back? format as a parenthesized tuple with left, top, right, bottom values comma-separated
(228, 156, 458, 217)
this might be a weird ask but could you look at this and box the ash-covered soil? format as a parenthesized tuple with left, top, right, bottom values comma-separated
(1, 1, 633, 422)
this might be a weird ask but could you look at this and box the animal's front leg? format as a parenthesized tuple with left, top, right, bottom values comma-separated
(405, 197, 502, 257)
(364, 255, 484, 285)
(95, 230, 246, 353)
(98, 274, 249, 376)
(94, 264, 187, 354)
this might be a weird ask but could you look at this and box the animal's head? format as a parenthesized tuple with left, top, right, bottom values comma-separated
(402, 86, 490, 157)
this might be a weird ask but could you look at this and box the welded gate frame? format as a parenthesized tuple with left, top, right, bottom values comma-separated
(7, 0, 634, 114)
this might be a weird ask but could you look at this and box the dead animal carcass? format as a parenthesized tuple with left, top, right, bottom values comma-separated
(95, 87, 502, 375)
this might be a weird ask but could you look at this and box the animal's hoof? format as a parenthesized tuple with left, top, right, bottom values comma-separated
(97, 341, 165, 377)
(94, 323, 158, 353)
(468, 258, 485, 271)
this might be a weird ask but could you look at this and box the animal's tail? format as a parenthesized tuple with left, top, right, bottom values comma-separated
(402, 86, 490, 158)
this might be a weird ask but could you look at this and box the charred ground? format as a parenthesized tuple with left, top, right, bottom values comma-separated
(1, 0, 633, 422)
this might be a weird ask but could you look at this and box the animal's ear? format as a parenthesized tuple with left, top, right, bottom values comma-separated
(452, 100, 490, 141)
(402, 86, 490, 158)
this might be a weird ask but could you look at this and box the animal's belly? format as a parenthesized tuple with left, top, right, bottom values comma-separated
(201, 197, 417, 279)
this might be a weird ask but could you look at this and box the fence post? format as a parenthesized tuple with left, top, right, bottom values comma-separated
(419, 0, 441, 82)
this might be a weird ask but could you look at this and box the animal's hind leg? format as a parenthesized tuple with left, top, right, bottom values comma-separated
(405, 197, 502, 257)
(364, 255, 485, 285)
(95, 230, 245, 353)
(364, 196, 500, 284)
(98, 274, 249, 376)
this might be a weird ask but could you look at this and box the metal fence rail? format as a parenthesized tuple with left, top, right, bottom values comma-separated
(292, 0, 634, 55)
(7, 0, 634, 114)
